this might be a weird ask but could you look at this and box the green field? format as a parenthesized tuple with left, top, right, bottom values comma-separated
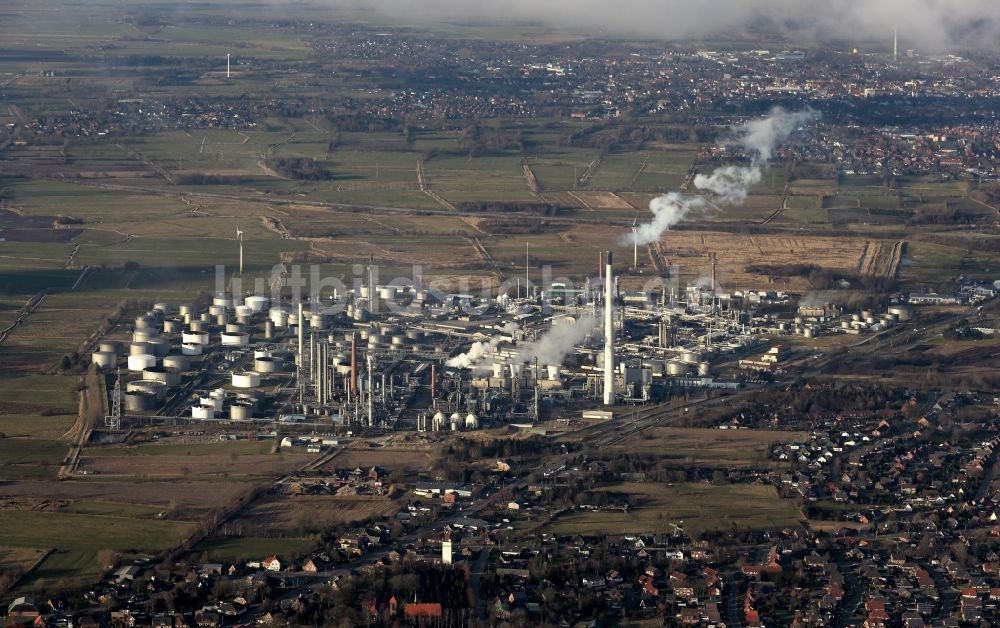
(547, 482, 803, 536)
(192, 536, 317, 562)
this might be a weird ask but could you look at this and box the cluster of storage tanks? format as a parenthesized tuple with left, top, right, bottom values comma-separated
(421, 411, 480, 432)
(785, 304, 915, 338)
(90, 294, 299, 418)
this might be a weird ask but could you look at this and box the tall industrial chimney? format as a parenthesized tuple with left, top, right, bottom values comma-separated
(603, 250, 615, 405)
(350, 333, 357, 402)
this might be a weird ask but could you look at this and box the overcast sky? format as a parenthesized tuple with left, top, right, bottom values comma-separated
(358, 0, 997, 50)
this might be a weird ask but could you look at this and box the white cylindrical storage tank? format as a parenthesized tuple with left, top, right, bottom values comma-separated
(245, 296, 269, 313)
(133, 329, 156, 343)
(225, 323, 244, 334)
(189, 320, 208, 333)
(221, 332, 250, 347)
(841, 321, 850, 329)
(492, 363, 504, 378)
(465, 414, 479, 429)
(178, 304, 196, 317)
(209, 304, 226, 317)
(254, 357, 280, 373)
(406, 329, 425, 343)
(143, 366, 180, 387)
(270, 308, 289, 327)
(130, 342, 152, 356)
(851, 313, 861, 322)
(865, 317, 876, 325)
(124, 391, 158, 412)
(253, 349, 271, 359)
(182, 342, 203, 356)
(200, 313, 211, 323)
(230, 402, 253, 421)
(201, 395, 224, 412)
(547, 365, 561, 381)
(804, 327, 814, 338)
(680, 351, 701, 365)
(666, 360, 688, 376)
(162, 318, 183, 334)
(264, 320, 275, 339)
(432, 411, 445, 431)
(232, 372, 261, 388)
(99, 340, 122, 355)
(182, 331, 209, 345)
(135, 315, 154, 331)
(153, 302, 171, 315)
(127, 379, 166, 400)
(147, 337, 170, 357)
(128, 354, 156, 372)
(192, 404, 215, 419)
(888, 305, 913, 322)
(235, 305, 253, 318)
(162, 355, 190, 371)
(213, 294, 233, 308)
(378, 286, 397, 301)
(449, 413, 461, 431)
(92, 351, 117, 369)
(310, 314, 327, 330)
(697, 362, 711, 377)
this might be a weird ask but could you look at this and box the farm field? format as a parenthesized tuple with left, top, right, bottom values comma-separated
(613, 427, 810, 467)
(546, 482, 803, 537)
(78, 441, 309, 479)
(226, 494, 404, 536)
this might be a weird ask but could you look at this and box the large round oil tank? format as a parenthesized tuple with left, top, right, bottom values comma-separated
(130, 342, 152, 356)
(235, 305, 253, 319)
(225, 323, 244, 334)
(92, 351, 117, 369)
(162, 318, 183, 334)
(98, 340, 122, 355)
(269, 306, 289, 323)
(546, 365, 562, 381)
(146, 337, 170, 357)
(888, 305, 913, 321)
(358, 328, 371, 341)
(245, 296, 269, 313)
(213, 294, 233, 308)
(465, 414, 479, 429)
(368, 334, 384, 347)
(861, 310, 873, 320)
(221, 332, 250, 347)
(680, 351, 701, 364)
(378, 286, 397, 301)
(182, 331, 209, 345)
(390, 335, 407, 347)
(209, 304, 226, 317)
(181, 342, 203, 356)
(803, 327, 815, 339)
(254, 356, 281, 373)
(666, 360, 689, 376)
(178, 304, 196, 317)
(135, 315, 154, 331)
(162, 355, 190, 371)
(132, 329, 156, 343)
(153, 302, 171, 316)
(841, 321, 851, 329)
(697, 362, 711, 377)
(192, 404, 215, 420)
(851, 313, 861, 322)
(199, 313, 212, 323)
(127, 379, 166, 400)
(864, 316, 876, 325)
(143, 366, 180, 387)
(230, 402, 253, 421)
(189, 319, 208, 332)
(232, 372, 261, 388)
(124, 391, 158, 412)
(201, 395, 223, 412)
(641, 360, 663, 376)
(352, 307, 367, 322)
(310, 314, 327, 330)
(128, 354, 156, 372)
(405, 329, 425, 342)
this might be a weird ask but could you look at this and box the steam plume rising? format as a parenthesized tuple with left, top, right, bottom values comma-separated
(446, 338, 502, 369)
(515, 314, 596, 366)
(626, 107, 817, 246)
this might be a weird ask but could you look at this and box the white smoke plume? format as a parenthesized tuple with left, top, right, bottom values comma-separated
(626, 107, 818, 246)
(447, 337, 504, 369)
(446, 322, 520, 369)
(515, 314, 597, 367)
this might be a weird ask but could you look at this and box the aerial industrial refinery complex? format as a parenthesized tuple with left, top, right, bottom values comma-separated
(92, 251, 915, 435)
